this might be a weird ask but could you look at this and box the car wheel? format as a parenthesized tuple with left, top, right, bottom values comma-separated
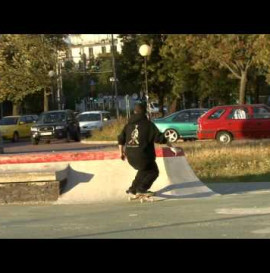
(32, 138, 39, 145)
(66, 131, 71, 142)
(216, 131, 233, 144)
(164, 129, 178, 143)
(12, 132, 19, 142)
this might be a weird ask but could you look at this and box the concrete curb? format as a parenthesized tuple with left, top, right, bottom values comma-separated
(0, 148, 184, 164)
(80, 140, 118, 145)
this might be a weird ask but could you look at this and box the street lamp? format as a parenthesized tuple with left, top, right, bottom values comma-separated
(139, 44, 151, 118)
(111, 34, 119, 119)
(48, 70, 55, 110)
(109, 77, 119, 111)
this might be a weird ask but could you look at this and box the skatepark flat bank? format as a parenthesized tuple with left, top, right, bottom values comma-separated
(0, 147, 217, 204)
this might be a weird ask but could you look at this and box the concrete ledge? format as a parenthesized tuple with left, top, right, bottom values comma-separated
(0, 181, 60, 204)
(0, 172, 60, 183)
(0, 166, 69, 204)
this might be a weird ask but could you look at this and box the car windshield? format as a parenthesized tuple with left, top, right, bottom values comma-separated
(78, 114, 100, 122)
(37, 112, 66, 124)
(0, 117, 18, 125)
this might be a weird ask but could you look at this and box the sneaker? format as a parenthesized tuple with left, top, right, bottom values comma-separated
(126, 189, 136, 195)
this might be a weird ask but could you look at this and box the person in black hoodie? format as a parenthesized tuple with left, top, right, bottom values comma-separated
(118, 102, 169, 195)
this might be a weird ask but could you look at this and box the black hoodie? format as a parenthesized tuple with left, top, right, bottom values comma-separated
(118, 113, 167, 170)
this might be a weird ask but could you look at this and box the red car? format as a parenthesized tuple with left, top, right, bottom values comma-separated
(197, 104, 270, 144)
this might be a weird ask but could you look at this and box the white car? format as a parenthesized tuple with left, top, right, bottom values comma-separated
(77, 111, 112, 135)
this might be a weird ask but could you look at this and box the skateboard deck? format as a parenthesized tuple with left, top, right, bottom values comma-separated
(128, 192, 156, 203)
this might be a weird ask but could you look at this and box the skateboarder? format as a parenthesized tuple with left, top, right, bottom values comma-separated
(118, 102, 169, 196)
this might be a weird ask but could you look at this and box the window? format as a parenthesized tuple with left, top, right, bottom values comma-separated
(25, 116, 34, 123)
(189, 111, 206, 123)
(39, 112, 66, 124)
(208, 109, 225, 120)
(101, 46, 106, 54)
(253, 106, 270, 119)
(19, 116, 27, 123)
(173, 112, 189, 122)
(31, 115, 38, 121)
(228, 108, 249, 120)
(0, 117, 18, 125)
(78, 113, 101, 122)
(89, 48, 94, 58)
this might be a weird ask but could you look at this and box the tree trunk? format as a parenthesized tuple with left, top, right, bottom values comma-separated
(12, 102, 20, 115)
(44, 88, 49, 112)
(158, 93, 164, 117)
(239, 70, 247, 104)
(169, 97, 181, 113)
(255, 79, 260, 104)
(199, 98, 204, 108)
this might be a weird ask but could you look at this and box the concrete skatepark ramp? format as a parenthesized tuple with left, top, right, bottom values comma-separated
(0, 147, 217, 204)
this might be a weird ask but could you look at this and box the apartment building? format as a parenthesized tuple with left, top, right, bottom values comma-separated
(66, 34, 122, 64)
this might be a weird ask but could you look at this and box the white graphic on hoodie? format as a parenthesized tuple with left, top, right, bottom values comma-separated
(128, 125, 139, 145)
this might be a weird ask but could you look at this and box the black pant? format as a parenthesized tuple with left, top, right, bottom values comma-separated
(129, 161, 159, 194)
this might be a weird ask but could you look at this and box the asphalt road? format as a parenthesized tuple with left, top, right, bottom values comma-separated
(2, 138, 117, 154)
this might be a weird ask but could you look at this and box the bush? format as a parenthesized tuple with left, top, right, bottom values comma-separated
(89, 115, 127, 141)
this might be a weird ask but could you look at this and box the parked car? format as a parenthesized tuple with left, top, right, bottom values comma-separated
(30, 110, 80, 145)
(0, 115, 37, 142)
(153, 108, 209, 142)
(77, 111, 112, 136)
(197, 104, 270, 144)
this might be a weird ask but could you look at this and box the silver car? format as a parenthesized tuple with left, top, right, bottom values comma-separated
(77, 111, 112, 136)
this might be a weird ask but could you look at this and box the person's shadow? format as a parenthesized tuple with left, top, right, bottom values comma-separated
(57, 165, 94, 194)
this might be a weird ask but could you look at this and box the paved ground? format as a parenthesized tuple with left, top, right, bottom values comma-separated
(1, 189, 270, 238)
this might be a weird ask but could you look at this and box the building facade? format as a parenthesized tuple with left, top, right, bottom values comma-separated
(67, 34, 122, 64)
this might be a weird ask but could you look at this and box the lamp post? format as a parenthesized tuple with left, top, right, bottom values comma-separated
(111, 34, 119, 119)
(47, 70, 55, 111)
(139, 44, 151, 118)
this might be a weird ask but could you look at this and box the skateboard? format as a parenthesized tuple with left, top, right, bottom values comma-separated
(128, 192, 156, 203)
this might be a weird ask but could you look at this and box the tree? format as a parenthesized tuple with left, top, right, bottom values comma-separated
(117, 35, 144, 96)
(0, 34, 67, 114)
(137, 34, 172, 115)
(163, 34, 270, 104)
(118, 34, 173, 116)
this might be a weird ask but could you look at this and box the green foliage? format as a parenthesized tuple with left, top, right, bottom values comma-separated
(162, 34, 270, 104)
(117, 34, 172, 115)
(0, 34, 67, 103)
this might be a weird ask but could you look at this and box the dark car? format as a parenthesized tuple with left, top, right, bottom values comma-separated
(30, 110, 81, 145)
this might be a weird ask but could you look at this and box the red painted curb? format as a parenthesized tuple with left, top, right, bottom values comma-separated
(0, 147, 184, 165)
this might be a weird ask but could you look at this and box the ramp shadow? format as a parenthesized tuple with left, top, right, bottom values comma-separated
(205, 182, 270, 195)
(60, 166, 94, 194)
(155, 182, 217, 199)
